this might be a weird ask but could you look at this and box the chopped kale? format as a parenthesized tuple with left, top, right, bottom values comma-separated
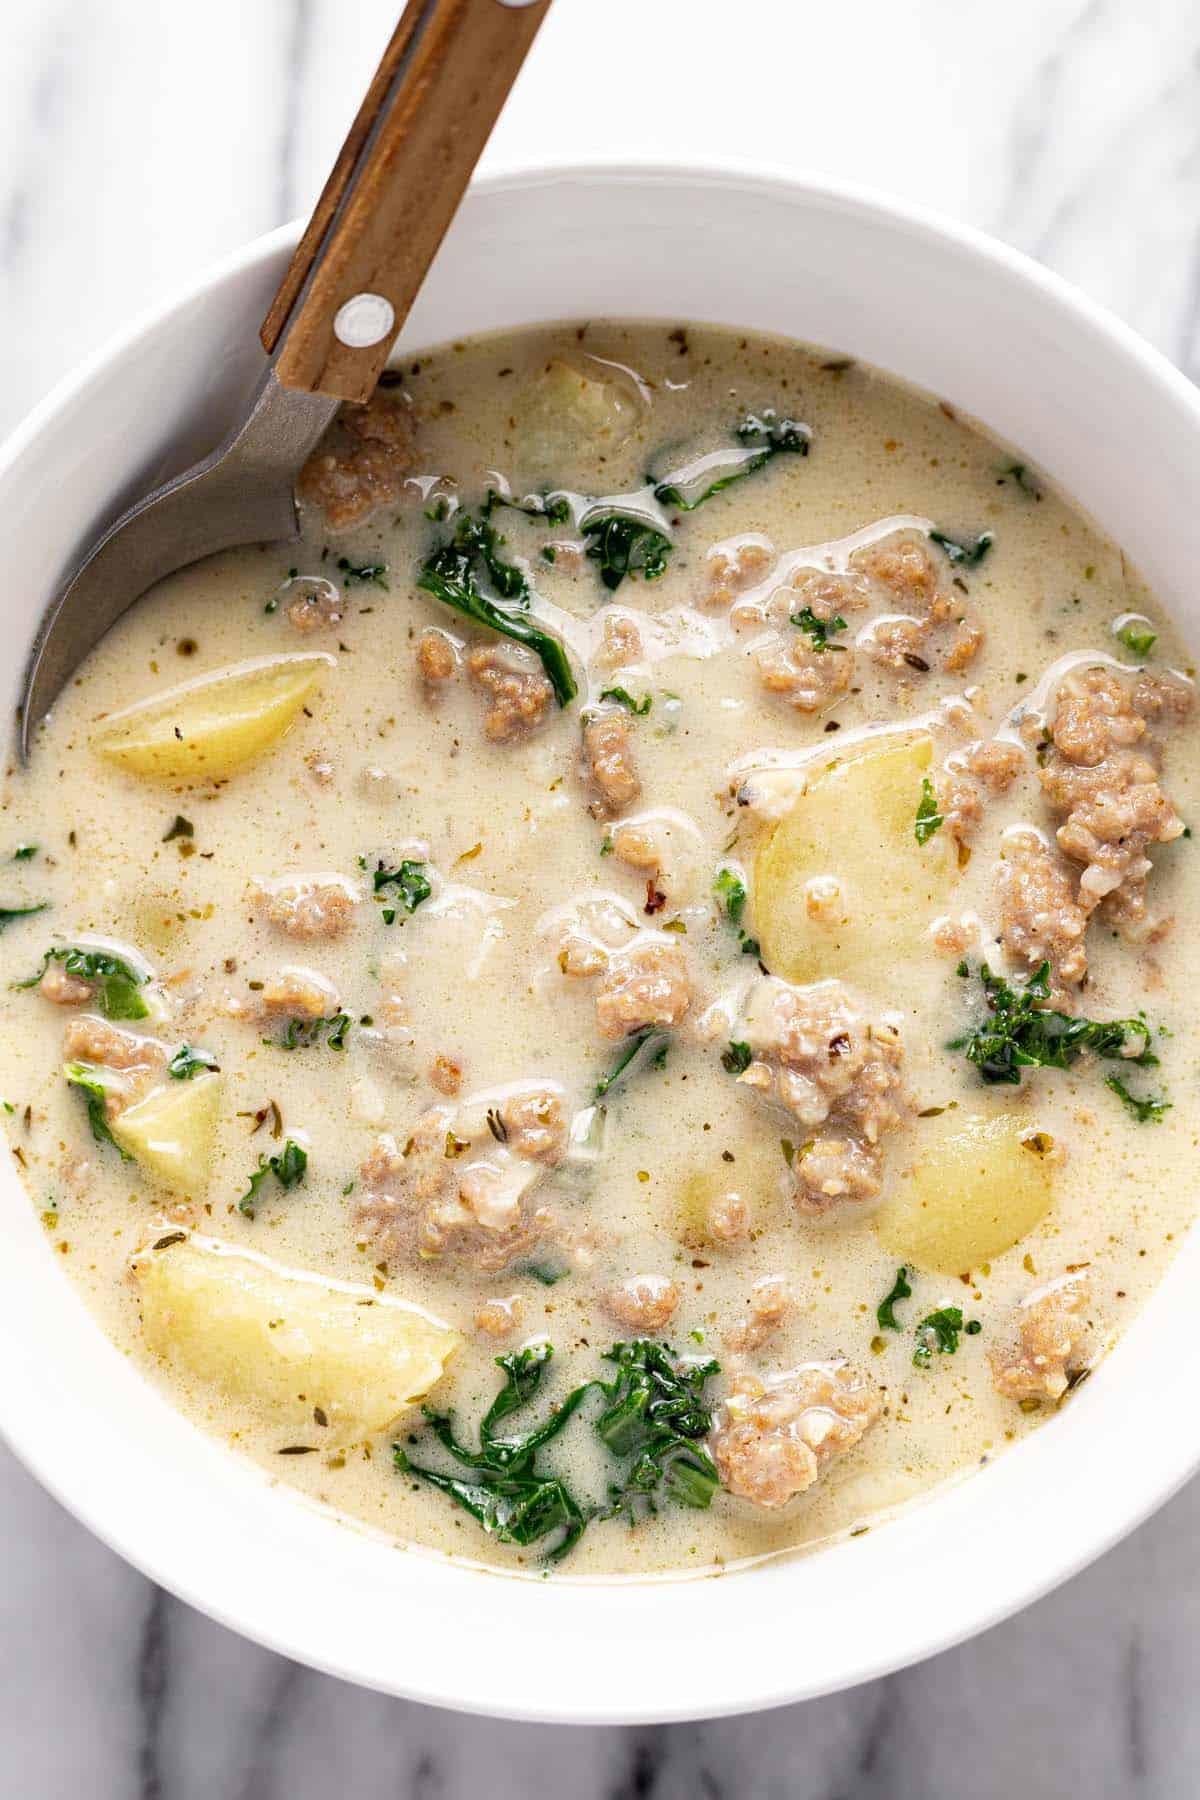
(64, 1062, 132, 1159)
(591, 1340, 721, 1520)
(1116, 617, 1157, 659)
(337, 557, 389, 589)
(713, 865, 760, 960)
(394, 1343, 590, 1562)
(12, 845, 37, 860)
(238, 1139, 308, 1219)
(418, 512, 576, 706)
(713, 866, 747, 926)
(582, 515, 672, 592)
(950, 962, 1156, 1086)
(876, 1265, 913, 1330)
(0, 902, 49, 932)
(598, 686, 652, 715)
(272, 1014, 352, 1051)
(913, 1306, 979, 1367)
(652, 410, 809, 512)
(722, 1040, 753, 1074)
(19, 946, 147, 1019)
(515, 1259, 568, 1287)
(396, 1340, 720, 1562)
(594, 1027, 670, 1100)
(915, 776, 944, 846)
(371, 859, 431, 918)
(1105, 1075, 1171, 1124)
(930, 529, 994, 569)
(167, 1044, 220, 1080)
(484, 488, 571, 528)
(791, 607, 848, 652)
(998, 462, 1041, 498)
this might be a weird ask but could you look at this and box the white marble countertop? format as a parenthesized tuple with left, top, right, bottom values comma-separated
(2, 0, 1200, 1791)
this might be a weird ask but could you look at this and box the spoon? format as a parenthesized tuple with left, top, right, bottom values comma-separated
(17, 0, 551, 759)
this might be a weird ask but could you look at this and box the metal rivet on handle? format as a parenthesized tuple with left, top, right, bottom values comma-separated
(333, 292, 396, 349)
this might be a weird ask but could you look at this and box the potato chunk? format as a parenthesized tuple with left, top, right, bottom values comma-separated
(111, 1073, 220, 1194)
(517, 359, 640, 480)
(754, 733, 954, 989)
(131, 1233, 460, 1439)
(874, 1110, 1055, 1273)
(91, 653, 333, 781)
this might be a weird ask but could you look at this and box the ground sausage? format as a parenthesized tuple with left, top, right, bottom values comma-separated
(754, 632, 853, 712)
(259, 967, 341, 1020)
(252, 875, 361, 941)
(732, 977, 908, 1213)
(602, 1273, 681, 1332)
(417, 628, 458, 685)
(287, 582, 343, 634)
(594, 939, 692, 1039)
(1039, 667, 1191, 936)
(296, 394, 415, 530)
(995, 831, 1089, 998)
(467, 642, 554, 742)
(710, 1362, 882, 1508)
(61, 1018, 167, 1117)
(990, 1271, 1090, 1402)
(582, 712, 641, 817)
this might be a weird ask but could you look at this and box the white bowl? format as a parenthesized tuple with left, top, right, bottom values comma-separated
(1, 164, 1198, 1724)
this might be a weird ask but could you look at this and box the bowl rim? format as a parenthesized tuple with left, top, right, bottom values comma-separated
(3, 157, 1200, 1723)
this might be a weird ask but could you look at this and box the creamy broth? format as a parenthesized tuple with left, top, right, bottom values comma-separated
(2, 321, 1197, 1579)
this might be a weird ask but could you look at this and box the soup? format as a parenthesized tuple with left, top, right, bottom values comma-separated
(2, 322, 1195, 1579)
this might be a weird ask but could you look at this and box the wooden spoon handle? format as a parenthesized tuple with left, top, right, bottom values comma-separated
(261, 0, 550, 403)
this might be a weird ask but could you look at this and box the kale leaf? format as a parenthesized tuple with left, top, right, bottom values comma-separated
(19, 946, 148, 1019)
(593, 1026, 670, 1100)
(950, 962, 1156, 1086)
(418, 512, 576, 706)
(582, 515, 672, 592)
(1116, 618, 1157, 659)
(913, 1306, 981, 1368)
(0, 902, 49, 932)
(591, 1340, 720, 1520)
(371, 858, 432, 923)
(271, 1014, 352, 1051)
(396, 1341, 722, 1562)
(876, 1265, 913, 1330)
(930, 529, 994, 569)
(1105, 1075, 1171, 1123)
(914, 776, 944, 846)
(394, 1343, 590, 1562)
(713, 865, 760, 958)
(168, 1044, 220, 1079)
(652, 410, 809, 512)
(64, 1062, 132, 1159)
(337, 557, 389, 589)
(238, 1138, 308, 1219)
(791, 607, 848, 652)
(598, 686, 652, 715)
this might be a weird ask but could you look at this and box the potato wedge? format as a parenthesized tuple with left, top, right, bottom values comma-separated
(874, 1110, 1055, 1273)
(518, 359, 640, 479)
(131, 1233, 460, 1439)
(91, 653, 333, 781)
(111, 1073, 220, 1194)
(754, 732, 954, 990)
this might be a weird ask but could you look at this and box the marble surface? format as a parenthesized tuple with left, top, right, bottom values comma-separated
(2, 0, 1200, 1790)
